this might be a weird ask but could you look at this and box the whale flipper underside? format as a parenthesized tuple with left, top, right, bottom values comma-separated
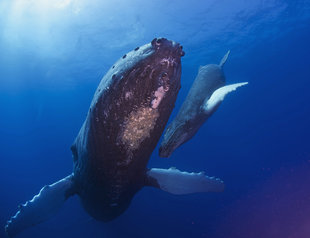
(5, 174, 75, 238)
(202, 82, 248, 116)
(146, 168, 225, 194)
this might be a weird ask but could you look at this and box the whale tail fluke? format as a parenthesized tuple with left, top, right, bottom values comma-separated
(5, 174, 76, 238)
(219, 50, 230, 68)
(145, 167, 225, 194)
(202, 82, 248, 116)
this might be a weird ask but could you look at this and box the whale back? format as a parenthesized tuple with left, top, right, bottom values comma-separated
(178, 64, 225, 121)
(159, 62, 226, 158)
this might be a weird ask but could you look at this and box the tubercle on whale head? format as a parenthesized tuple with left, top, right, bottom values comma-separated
(151, 37, 185, 57)
(146, 38, 185, 104)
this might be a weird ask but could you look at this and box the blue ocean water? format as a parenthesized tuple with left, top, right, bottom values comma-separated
(0, 0, 310, 237)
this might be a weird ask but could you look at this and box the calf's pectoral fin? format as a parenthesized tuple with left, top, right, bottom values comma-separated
(5, 174, 76, 238)
(202, 82, 248, 115)
(146, 167, 225, 195)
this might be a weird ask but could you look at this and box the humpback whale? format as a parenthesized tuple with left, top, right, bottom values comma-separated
(159, 51, 248, 158)
(5, 38, 225, 237)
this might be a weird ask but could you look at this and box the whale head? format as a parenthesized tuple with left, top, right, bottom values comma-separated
(159, 120, 191, 158)
(159, 115, 203, 158)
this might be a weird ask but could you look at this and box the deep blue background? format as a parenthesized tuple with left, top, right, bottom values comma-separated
(0, 0, 310, 237)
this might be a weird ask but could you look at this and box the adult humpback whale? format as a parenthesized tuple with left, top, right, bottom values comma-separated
(5, 38, 224, 237)
(159, 51, 248, 158)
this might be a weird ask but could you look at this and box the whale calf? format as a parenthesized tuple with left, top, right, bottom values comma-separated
(159, 51, 248, 157)
(5, 38, 225, 237)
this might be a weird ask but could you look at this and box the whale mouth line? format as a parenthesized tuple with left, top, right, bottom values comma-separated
(159, 124, 188, 157)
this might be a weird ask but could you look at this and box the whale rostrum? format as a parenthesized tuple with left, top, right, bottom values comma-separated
(5, 38, 226, 237)
(159, 51, 248, 158)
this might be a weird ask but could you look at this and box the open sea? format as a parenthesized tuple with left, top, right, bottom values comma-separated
(0, 0, 310, 237)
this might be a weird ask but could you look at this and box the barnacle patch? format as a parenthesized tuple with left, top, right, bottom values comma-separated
(121, 107, 159, 150)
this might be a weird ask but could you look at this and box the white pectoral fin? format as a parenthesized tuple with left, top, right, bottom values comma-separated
(202, 82, 248, 114)
(5, 174, 76, 238)
(147, 168, 225, 195)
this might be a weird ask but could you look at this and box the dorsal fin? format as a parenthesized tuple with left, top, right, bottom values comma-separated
(219, 50, 230, 68)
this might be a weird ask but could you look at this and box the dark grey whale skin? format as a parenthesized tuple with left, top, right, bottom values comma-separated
(159, 63, 225, 158)
(71, 38, 184, 221)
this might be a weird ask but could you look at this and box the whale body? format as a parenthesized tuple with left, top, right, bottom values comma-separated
(5, 38, 225, 237)
(159, 51, 248, 158)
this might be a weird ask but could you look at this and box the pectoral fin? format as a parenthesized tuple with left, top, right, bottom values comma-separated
(202, 82, 248, 115)
(146, 167, 224, 195)
(5, 174, 76, 237)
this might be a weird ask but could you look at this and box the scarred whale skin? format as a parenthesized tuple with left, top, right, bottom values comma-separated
(71, 38, 184, 221)
(5, 38, 225, 238)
